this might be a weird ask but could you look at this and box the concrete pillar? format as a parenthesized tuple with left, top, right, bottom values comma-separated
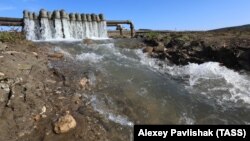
(69, 13, 76, 21)
(99, 14, 105, 21)
(76, 13, 82, 21)
(91, 14, 96, 21)
(53, 10, 61, 19)
(86, 14, 92, 22)
(81, 14, 87, 21)
(60, 10, 68, 19)
(23, 10, 29, 19)
(96, 15, 100, 22)
(28, 12, 33, 20)
(39, 9, 48, 18)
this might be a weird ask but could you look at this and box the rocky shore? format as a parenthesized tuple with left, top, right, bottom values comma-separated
(0, 29, 249, 140)
(0, 40, 110, 141)
(136, 31, 250, 71)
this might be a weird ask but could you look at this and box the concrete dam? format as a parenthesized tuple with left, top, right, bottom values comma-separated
(23, 9, 108, 40)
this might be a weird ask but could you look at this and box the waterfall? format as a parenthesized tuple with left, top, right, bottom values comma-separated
(54, 19, 63, 39)
(93, 21, 99, 38)
(23, 10, 108, 40)
(40, 18, 53, 40)
(61, 19, 71, 38)
(76, 21, 84, 39)
(81, 21, 86, 38)
(34, 19, 40, 39)
(99, 21, 108, 38)
(24, 19, 36, 40)
(85, 22, 90, 38)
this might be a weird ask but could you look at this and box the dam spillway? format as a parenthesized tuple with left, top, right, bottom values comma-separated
(23, 9, 108, 40)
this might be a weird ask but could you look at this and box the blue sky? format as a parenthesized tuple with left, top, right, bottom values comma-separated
(0, 0, 250, 30)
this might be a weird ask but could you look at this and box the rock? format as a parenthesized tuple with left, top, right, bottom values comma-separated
(0, 83, 10, 102)
(0, 72, 5, 76)
(0, 42, 7, 51)
(238, 50, 250, 70)
(0, 83, 10, 93)
(18, 64, 32, 70)
(144, 39, 159, 46)
(83, 39, 94, 45)
(48, 53, 64, 59)
(33, 115, 41, 121)
(79, 77, 89, 90)
(54, 112, 77, 134)
(190, 40, 201, 46)
(40, 106, 46, 115)
(46, 79, 56, 84)
(166, 38, 186, 48)
(153, 46, 165, 53)
(32, 52, 38, 58)
(142, 47, 153, 54)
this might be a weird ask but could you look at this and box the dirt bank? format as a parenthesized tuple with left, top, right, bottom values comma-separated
(136, 30, 250, 71)
(0, 41, 111, 141)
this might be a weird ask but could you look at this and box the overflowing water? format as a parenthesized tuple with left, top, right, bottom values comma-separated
(47, 40, 250, 140)
(24, 17, 108, 40)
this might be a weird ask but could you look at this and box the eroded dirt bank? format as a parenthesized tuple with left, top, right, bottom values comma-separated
(0, 41, 113, 141)
(136, 30, 250, 71)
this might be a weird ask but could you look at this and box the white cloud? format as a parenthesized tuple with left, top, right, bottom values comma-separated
(0, 6, 15, 11)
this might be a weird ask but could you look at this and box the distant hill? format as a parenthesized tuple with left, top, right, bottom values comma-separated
(210, 24, 250, 32)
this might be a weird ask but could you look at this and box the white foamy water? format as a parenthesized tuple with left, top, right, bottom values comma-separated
(135, 50, 250, 105)
(24, 17, 108, 40)
(90, 95, 134, 127)
(54, 19, 64, 39)
(85, 22, 90, 38)
(76, 52, 103, 63)
(40, 18, 53, 40)
(61, 19, 71, 38)
(24, 19, 36, 40)
(99, 21, 108, 38)
(50, 42, 250, 136)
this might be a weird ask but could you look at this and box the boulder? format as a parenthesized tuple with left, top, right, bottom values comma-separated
(190, 40, 201, 47)
(83, 39, 94, 45)
(153, 46, 165, 53)
(48, 53, 64, 59)
(54, 112, 77, 134)
(143, 39, 159, 46)
(238, 50, 250, 70)
(142, 47, 153, 54)
(79, 77, 89, 90)
(165, 38, 186, 48)
(0, 72, 4, 76)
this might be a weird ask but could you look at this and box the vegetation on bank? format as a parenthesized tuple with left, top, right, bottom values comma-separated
(0, 31, 25, 43)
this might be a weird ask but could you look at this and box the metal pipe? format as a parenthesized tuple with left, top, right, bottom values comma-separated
(0, 21, 23, 26)
(107, 20, 135, 37)
(0, 17, 23, 22)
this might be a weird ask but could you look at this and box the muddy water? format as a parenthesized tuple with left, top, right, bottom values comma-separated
(47, 40, 250, 140)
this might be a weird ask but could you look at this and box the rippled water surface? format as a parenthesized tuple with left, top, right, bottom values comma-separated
(47, 40, 250, 140)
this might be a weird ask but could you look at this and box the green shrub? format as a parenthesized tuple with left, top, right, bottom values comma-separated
(0, 29, 25, 43)
(145, 32, 159, 40)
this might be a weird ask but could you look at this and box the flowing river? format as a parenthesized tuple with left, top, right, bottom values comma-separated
(44, 39, 250, 140)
